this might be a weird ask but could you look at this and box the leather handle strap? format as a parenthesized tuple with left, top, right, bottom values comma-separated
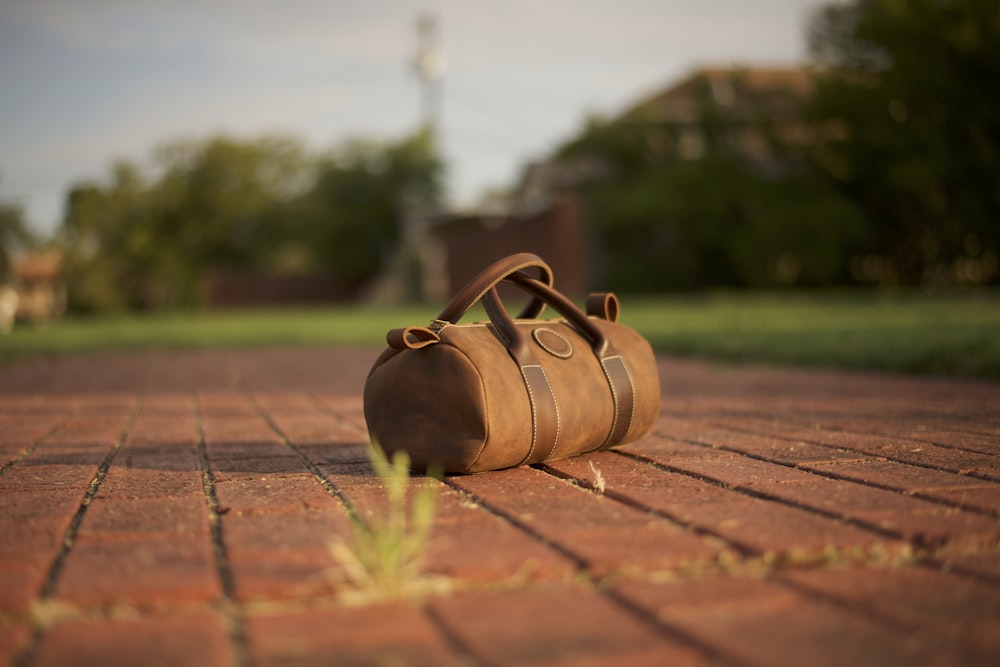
(586, 292, 620, 322)
(435, 253, 553, 326)
(489, 275, 637, 450)
(482, 289, 560, 465)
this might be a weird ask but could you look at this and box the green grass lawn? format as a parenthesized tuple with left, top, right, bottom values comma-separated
(2, 290, 998, 379)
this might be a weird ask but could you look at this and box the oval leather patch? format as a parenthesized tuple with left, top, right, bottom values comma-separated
(532, 327, 573, 359)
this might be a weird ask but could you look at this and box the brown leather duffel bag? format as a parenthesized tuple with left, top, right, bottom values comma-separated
(363, 253, 660, 473)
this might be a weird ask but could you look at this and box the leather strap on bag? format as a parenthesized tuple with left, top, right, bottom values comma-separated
(483, 289, 560, 465)
(491, 274, 638, 452)
(434, 253, 553, 327)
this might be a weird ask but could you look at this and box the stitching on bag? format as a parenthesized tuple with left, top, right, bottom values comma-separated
(600, 356, 621, 446)
(620, 355, 637, 440)
(538, 364, 560, 460)
(520, 364, 540, 463)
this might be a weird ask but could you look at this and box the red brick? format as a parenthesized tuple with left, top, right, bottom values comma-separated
(896, 428, 1000, 454)
(0, 623, 32, 667)
(222, 508, 352, 554)
(229, 549, 339, 602)
(245, 602, 465, 667)
(267, 411, 366, 448)
(651, 419, 869, 466)
(0, 415, 62, 450)
(804, 459, 991, 493)
(550, 453, 898, 559)
(202, 427, 284, 454)
(0, 560, 47, 612)
(706, 415, 1000, 475)
(854, 508, 1000, 552)
(296, 442, 370, 465)
(204, 439, 288, 461)
(0, 488, 85, 521)
(54, 535, 220, 605)
(625, 435, 724, 461)
(782, 565, 1000, 658)
(650, 449, 824, 487)
(820, 418, 1000, 456)
(742, 476, 944, 516)
(940, 550, 1000, 583)
(916, 485, 1000, 515)
(428, 585, 706, 665)
(97, 466, 204, 499)
(78, 495, 210, 537)
(0, 463, 98, 492)
(214, 474, 337, 513)
(45, 417, 132, 448)
(423, 488, 578, 583)
(0, 518, 66, 560)
(615, 575, 959, 667)
(136, 393, 195, 415)
(26, 613, 234, 667)
(332, 477, 579, 584)
(251, 392, 317, 412)
(451, 466, 725, 577)
(125, 414, 198, 446)
(211, 455, 306, 481)
(196, 392, 257, 416)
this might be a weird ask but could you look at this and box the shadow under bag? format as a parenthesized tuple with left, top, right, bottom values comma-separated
(363, 253, 660, 473)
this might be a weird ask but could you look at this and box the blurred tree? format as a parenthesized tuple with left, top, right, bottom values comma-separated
(295, 130, 443, 288)
(59, 131, 441, 312)
(557, 81, 866, 291)
(0, 202, 35, 278)
(807, 0, 1000, 286)
(62, 137, 310, 311)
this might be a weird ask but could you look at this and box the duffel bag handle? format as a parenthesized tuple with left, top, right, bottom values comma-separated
(482, 274, 636, 456)
(484, 273, 613, 359)
(434, 253, 553, 326)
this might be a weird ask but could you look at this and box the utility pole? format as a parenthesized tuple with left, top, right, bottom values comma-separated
(414, 13, 445, 139)
(365, 13, 448, 303)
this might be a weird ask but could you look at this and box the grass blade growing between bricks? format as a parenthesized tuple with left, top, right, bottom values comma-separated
(330, 443, 447, 602)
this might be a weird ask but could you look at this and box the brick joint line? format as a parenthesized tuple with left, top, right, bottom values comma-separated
(534, 461, 760, 557)
(534, 456, 1000, 654)
(421, 604, 492, 667)
(12, 398, 144, 667)
(704, 407, 1000, 459)
(0, 411, 73, 479)
(617, 443, 1000, 587)
(667, 429, 1000, 522)
(193, 395, 250, 667)
(442, 473, 754, 663)
(701, 417, 1000, 485)
(249, 393, 357, 517)
(442, 478, 589, 571)
(617, 446, 910, 545)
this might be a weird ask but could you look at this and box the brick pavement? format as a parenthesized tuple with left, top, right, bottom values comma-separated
(1, 346, 999, 666)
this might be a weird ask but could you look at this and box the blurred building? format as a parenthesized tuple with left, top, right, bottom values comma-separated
(4, 250, 66, 330)
(434, 66, 814, 294)
(625, 66, 813, 163)
(433, 193, 587, 297)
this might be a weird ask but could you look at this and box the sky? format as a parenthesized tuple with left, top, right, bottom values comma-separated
(0, 0, 827, 237)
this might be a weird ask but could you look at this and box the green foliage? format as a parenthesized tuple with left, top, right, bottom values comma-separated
(58, 131, 442, 312)
(296, 131, 443, 286)
(0, 202, 36, 278)
(560, 76, 868, 292)
(578, 147, 867, 291)
(330, 442, 441, 601)
(806, 0, 1000, 286)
